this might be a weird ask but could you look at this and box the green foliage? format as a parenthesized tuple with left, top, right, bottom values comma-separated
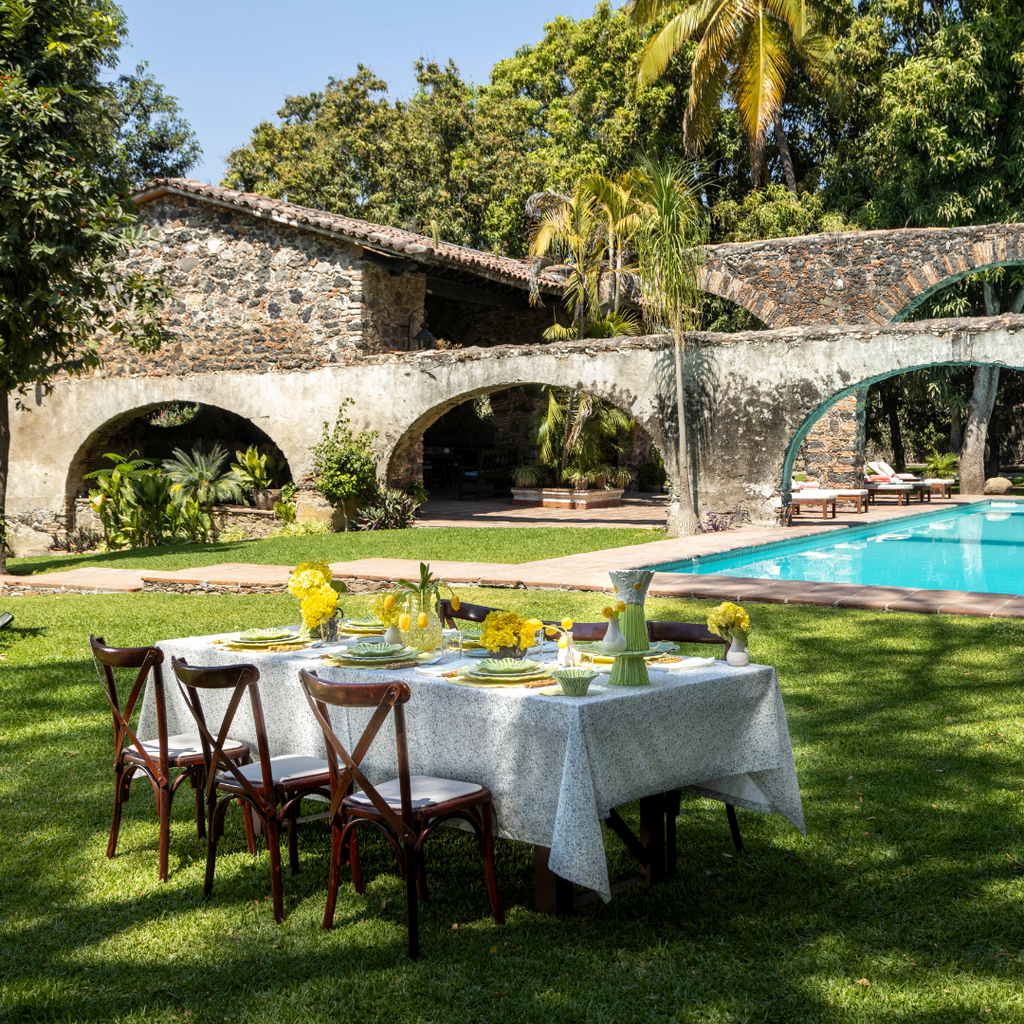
(711, 182, 847, 242)
(267, 519, 331, 539)
(101, 61, 201, 189)
(273, 481, 297, 523)
(0, 0, 176, 572)
(161, 442, 244, 514)
(924, 447, 960, 478)
(311, 402, 378, 531)
(230, 444, 280, 493)
(358, 488, 422, 531)
(84, 451, 209, 548)
(401, 478, 430, 504)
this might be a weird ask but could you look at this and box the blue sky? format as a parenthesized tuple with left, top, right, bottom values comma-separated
(115, 1, 612, 186)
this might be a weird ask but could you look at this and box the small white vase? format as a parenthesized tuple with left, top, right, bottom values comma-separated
(383, 624, 402, 644)
(557, 631, 577, 667)
(602, 618, 628, 654)
(726, 637, 750, 667)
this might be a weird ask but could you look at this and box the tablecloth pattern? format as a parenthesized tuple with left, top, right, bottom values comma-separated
(143, 637, 805, 900)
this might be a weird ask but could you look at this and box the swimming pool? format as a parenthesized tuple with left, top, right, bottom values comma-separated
(647, 500, 1024, 595)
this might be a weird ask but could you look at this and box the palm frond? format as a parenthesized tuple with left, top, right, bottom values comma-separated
(731, 7, 790, 151)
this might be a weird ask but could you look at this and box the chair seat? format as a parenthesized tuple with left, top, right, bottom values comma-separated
(218, 754, 330, 789)
(792, 489, 838, 500)
(127, 732, 248, 765)
(865, 482, 912, 491)
(833, 488, 868, 497)
(346, 774, 486, 811)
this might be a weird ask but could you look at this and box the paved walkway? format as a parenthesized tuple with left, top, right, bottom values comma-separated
(5, 495, 1021, 617)
(414, 493, 670, 528)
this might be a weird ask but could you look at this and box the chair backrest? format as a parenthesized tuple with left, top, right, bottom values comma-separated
(90, 634, 167, 778)
(648, 619, 729, 658)
(0, 611, 13, 630)
(298, 670, 416, 844)
(436, 598, 499, 627)
(170, 657, 275, 814)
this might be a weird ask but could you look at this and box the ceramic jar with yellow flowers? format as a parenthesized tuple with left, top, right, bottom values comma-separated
(599, 601, 628, 653)
(480, 610, 545, 660)
(287, 560, 347, 638)
(607, 569, 654, 651)
(707, 602, 751, 667)
(372, 592, 405, 644)
(392, 562, 457, 653)
(544, 618, 577, 666)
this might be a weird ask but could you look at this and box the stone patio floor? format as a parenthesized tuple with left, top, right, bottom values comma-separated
(3, 494, 1021, 618)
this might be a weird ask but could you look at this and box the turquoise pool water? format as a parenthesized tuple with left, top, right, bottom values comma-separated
(647, 500, 1024, 594)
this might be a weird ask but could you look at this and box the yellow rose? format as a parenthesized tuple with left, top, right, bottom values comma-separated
(417, 611, 428, 629)
(451, 595, 461, 611)
(399, 613, 412, 632)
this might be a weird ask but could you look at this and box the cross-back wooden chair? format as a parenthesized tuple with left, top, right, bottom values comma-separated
(90, 635, 251, 881)
(299, 669, 503, 960)
(171, 657, 332, 923)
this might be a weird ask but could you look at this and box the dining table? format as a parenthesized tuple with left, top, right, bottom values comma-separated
(141, 632, 806, 907)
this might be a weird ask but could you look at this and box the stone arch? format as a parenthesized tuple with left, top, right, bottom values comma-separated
(384, 378, 670, 488)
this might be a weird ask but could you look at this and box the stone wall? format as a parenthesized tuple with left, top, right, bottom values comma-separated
(802, 393, 866, 487)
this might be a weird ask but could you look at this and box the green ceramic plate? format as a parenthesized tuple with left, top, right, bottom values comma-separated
(574, 640, 678, 658)
(345, 642, 407, 659)
(239, 627, 297, 642)
(471, 658, 543, 676)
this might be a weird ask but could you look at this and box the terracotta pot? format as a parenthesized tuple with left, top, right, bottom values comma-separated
(253, 488, 282, 511)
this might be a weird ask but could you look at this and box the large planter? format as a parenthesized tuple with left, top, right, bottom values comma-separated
(252, 487, 282, 511)
(511, 487, 625, 510)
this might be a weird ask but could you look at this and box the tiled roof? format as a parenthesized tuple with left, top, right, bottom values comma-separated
(133, 178, 565, 294)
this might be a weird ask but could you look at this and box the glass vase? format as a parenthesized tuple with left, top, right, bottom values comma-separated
(399, 595, 443, 653)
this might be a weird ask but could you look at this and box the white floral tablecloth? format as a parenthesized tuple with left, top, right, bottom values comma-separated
(142, 636, 805, 901)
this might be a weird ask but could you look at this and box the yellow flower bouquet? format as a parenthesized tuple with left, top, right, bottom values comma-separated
(481, 610, 545, 658)
(286, 560, 347, 633)
(706, 602, 750, 646)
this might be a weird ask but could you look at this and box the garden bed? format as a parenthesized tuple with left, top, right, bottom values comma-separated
(511, 487, 625, 509)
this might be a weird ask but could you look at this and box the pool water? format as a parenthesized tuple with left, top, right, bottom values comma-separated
(647, 500, 1024, 595)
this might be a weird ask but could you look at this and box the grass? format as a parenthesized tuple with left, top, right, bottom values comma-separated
(1, 589, 1023, 1022)
(7, 527, 664, 578)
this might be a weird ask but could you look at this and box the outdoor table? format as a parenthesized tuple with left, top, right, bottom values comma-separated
(143, 636, 805, 906)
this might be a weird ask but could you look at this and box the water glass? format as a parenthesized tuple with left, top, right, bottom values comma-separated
(441, 628, 463, 663)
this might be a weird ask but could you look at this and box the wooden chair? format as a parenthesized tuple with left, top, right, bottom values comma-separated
(90, 635, 251, 882)
(171, 657, 331, 923)
(299, 669, 503, 959)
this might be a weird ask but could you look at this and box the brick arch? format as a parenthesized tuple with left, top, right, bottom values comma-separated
(697, 265, 782, 327)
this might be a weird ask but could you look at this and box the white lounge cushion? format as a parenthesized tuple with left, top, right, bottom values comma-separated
(833, 488, 868, 497)
(865, 482, 912, 491)
(220, 755, 329, 787)
(131, 732, 246, 761)
(792, 489, 838, 500)
(348, 774, 485, 810)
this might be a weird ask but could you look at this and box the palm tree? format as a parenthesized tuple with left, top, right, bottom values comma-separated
(581, 171, 646, 311)
(162, 441, 244, 514)
(627, 0, 842, 193)
(632, 156, 707, 535)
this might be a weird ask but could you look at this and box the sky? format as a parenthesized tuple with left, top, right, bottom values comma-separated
(114, 1, 613, 186)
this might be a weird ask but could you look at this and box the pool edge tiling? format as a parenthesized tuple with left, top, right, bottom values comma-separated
(645, 497, 1024, 618)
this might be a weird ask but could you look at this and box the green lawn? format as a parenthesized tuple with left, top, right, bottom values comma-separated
(7, 527, 664, 577)
(1, 589, 1022, 1023)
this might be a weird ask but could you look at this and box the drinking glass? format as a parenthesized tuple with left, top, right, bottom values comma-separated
(441, 628, 463, 663)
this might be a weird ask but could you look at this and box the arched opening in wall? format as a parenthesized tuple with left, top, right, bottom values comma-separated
(387, 385, 665, 507)
(67, 402, 294, 518)
(784, 362, 1024, 494)
(697, 294, 767, 334)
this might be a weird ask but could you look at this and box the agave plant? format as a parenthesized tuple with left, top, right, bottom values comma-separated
(162, 441, 244, 513)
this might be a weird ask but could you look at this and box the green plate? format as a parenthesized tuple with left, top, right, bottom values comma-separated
(239, 627, 297, 642)
(574, 640, 678, 658)
(344, 642, 408, 659)
(472, 658, 543, 676)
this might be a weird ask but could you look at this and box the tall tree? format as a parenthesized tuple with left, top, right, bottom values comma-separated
(0, 0, 171, 571)
(627, 0, 844, 192)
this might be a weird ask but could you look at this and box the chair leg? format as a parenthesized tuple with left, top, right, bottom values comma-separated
(266, 819, 285, 924)
(404, 845, 420, 960)
(204, 798, 230, 898)
(287, 804, 300, 876)
(192, 771, 206, 839)
(322, 822, 344, 931)
(349, 825, 363, 895)
(481, 802, 504, 926)
(725, 803, 743, 853)
(107, 762, 129, 859)
(242, 802, 257, 855)
(157, 785, 172, 882)
(665, 789, 682, 879)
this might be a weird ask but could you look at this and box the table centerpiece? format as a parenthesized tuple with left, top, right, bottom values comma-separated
(480, 610, 545, 660)
(707, 602, 751, 666)
(394, 562, 459, 653)
(286, 560, 347, 639)
(606, 569, 654, 686)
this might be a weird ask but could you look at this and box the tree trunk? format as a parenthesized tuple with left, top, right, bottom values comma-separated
(0, 390, 8, 574)
(774, 115, 798, 196)
(667, 336, 699, 537)
(959, 365, 1000, 494)
(949, 408, 963, 454)
(881, 383, 906, 471)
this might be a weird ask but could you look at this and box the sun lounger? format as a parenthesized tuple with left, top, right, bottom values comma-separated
(867, 462, 954, 499)
(864, 481, 914, 505)
(790, 489, 838, 519)
(833, 488, 869, 513)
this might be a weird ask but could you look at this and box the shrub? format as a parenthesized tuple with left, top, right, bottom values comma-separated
(698, 506, 743, 533)
(273, 482, 297, 522)
(230, 444, 282, 495)
(924, 448, 959, 478)
(50, 527, 103, 554)
(311, 401, 378, 531)
(215, 525, 250, 544)
(268, 520, 332, 538)
(358, 488, 422, 530)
